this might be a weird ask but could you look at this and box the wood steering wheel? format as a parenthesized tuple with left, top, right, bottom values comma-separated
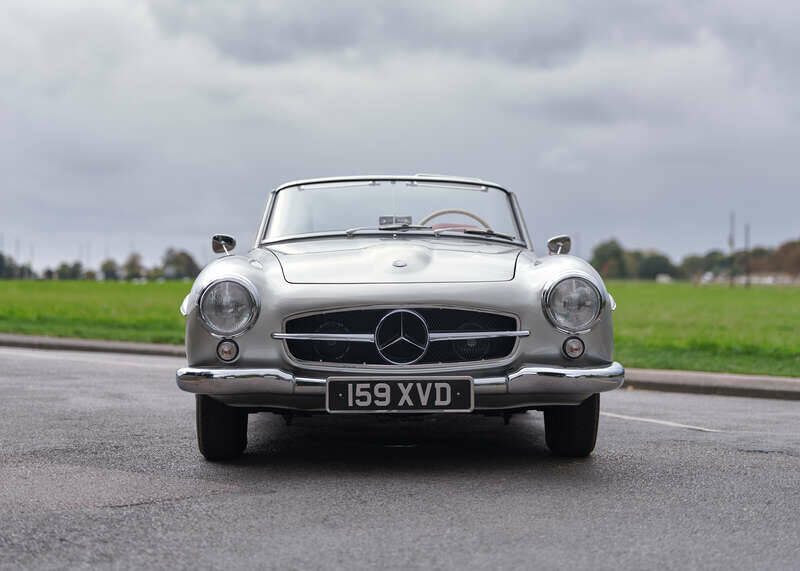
(419, 209, 492, 230)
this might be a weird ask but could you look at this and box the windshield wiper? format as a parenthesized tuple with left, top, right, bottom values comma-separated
(433, 227, 519, 243)
(345, 224, 433, 237)
(343, 224, 519, 244)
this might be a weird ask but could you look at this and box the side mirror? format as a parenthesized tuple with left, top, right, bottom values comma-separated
(547, 235, 571, 255)
(212, 234, 237, 255)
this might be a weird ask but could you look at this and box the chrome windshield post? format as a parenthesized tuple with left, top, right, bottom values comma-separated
(509, 192, 533, 252)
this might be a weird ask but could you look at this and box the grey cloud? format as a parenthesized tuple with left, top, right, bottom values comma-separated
(1, 0, 799, 271)
(147, 0, 699, 66)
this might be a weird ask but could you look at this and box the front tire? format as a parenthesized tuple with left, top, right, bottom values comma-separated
(196, 395, 248, 461)
(544, 393, 600, 457)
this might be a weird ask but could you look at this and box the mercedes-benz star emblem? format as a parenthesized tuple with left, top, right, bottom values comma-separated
(375, 309, 429, 365)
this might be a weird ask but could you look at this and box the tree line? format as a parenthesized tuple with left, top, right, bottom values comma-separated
(0, 248, 201, 281)
(590, 238, 800, 280)
(4, 240, 799, 282)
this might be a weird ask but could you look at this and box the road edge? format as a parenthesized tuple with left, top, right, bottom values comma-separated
(0, 333, 185, 357)
(1, 333, 798, 400)
(623, 368, 800, 401)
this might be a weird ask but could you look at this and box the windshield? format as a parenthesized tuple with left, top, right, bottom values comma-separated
(264, 179, 523, 244)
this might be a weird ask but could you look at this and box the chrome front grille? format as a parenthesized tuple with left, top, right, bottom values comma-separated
(275, 308, 527, 366)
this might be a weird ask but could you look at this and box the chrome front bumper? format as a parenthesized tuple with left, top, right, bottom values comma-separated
(176, 362, 624, 410)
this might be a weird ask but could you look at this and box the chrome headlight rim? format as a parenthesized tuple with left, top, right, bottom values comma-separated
(542, 272, 604, 334)
(198, 276, 260, 338)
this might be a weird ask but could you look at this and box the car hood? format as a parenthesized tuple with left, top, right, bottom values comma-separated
(266, 237, 523, 284)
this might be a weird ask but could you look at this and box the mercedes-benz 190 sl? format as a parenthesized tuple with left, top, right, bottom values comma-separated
(177, 175, 624, 460)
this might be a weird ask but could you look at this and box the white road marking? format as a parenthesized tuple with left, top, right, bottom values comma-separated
(601, 411, 724, 433)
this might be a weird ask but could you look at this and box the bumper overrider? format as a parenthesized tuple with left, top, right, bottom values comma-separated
(176, 362, 625, 410)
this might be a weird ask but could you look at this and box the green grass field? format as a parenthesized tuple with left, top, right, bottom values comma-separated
(608, 281, 799, 377)
(0, 280, 798, 376)
(0, 281, 189, 345)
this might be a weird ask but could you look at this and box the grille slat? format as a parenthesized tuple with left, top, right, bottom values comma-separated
(284, 308, 518, 365)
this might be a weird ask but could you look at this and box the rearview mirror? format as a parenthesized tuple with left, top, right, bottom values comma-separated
(547, 235, 571, 255)
(212, 234, 237, 255)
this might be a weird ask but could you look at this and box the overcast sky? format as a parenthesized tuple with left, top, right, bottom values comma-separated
(2, 0, 798, 270)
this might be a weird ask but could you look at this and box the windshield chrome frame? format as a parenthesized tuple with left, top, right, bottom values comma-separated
(255, 175, 533, 251)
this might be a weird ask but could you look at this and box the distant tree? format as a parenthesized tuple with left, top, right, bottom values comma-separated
(146, 266, 164, 281)
(703, 250, 727, 275)
(0, 253, 17, 278)
(100, 259, 119, 281)
(675, 240, 798, 278)
(83, 269, 97, 281)
(749, 247, 776, 274)
(122, 253, 143, 280)
(638, 254, 678, 280)
(590, 239, 628, 278)
(623, 250, 644, 279)
(16, 264, 36, 279)
(43, 268, 55, 280)
(56, 263, 72, 280)
(161, 248, 200, 279)
(55, 261, 83, 279)
(680, 255, 706, 279)
(775, 240, 800, 275)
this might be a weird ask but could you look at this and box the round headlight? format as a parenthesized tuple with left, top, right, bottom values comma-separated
(544, 276, 602, 332)
(199, 279, 258, 336)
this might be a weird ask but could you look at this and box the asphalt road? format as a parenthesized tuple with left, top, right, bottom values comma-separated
(1, 348, 799, 570)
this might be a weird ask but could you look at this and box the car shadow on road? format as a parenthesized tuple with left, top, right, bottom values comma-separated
(224, 410, 599, 476)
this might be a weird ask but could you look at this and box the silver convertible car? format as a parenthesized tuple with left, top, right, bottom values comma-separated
(177, 175, 624, 460)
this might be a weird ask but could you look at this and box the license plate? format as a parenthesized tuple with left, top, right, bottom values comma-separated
(326, 377, 473, 413)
